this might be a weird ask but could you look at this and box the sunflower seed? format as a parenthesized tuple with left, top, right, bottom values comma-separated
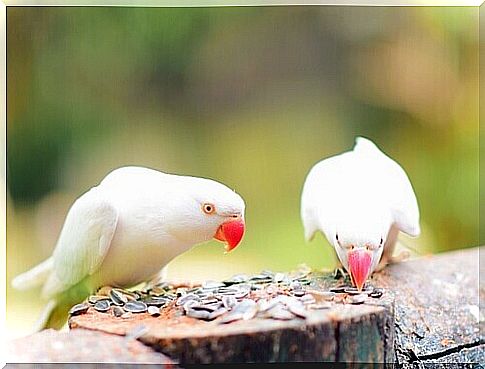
(202, 280, 225, 290)
(290, 281, 303, 290)
(292, 290, 305, 297)
(330, 286, 348, 293)
(69, 303, 90, 316)
(143, 298, 168, 307)
(369, 289, 383, 298)
(269, 306, 294, 320)
(176, 293, 200, 306)
(94, 299, 110, 312)
(309, 302, 333, 309)
(220, 299, 257, 323)
(121, 312, 132, 319)
(222, 295, 237, 309)
(344, 287, 363, 295)
(308, 290, 335, 301)
(299, 294, 316, 305)
(110, 289, 128, 306)
(116, 288, 139, 299)
(217, 287, 239, 295)
(347, 294, 366, 304)
(148, 306, 161, 316)
(257, 298, 281, 312)
(191, 304, 220, 312)
(208, 307, 228, 320)
(113, 306, 124, 317)
(183, 300, 200, 311)
(234, 285, 251, 298)
(187, 308, 211, 320)
(273, 273, 285, 283)
(286, 302, 308, 318)
(88, 295, 110, 305)
(124, 301, 148, 313)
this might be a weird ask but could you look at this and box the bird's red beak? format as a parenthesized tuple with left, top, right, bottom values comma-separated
(214, 219, 245, 252)
(348, 249, 372, 292)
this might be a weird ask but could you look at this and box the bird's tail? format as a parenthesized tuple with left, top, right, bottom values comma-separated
(11, 257, 54, 291)
(34, 282, 92, 332)
(353, 136, 380, 154)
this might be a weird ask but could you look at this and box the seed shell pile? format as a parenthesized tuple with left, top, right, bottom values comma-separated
(70, 270, 384, 324)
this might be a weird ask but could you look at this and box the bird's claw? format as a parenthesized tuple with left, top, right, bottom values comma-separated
(333, 267, 347, 280)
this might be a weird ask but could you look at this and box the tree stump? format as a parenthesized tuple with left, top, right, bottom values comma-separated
(8, 246, 480, 365)
(69, 272, 395, 364)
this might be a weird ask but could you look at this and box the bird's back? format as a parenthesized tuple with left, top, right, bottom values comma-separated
(301, 137, 420, 240)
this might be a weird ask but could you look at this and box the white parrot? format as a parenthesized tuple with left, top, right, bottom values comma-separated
(12, 166, 246, 330)
(301, 137, 420, 290)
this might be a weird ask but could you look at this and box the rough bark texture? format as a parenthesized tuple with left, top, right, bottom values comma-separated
(372, 246, 484, 367)
(6, 328, 176, 365)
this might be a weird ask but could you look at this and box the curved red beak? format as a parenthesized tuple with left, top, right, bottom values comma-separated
(348, 249, 372, 291)
(214, 219, 245, 252)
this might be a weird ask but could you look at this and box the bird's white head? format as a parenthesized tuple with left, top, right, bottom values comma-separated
(330, 208, 391, 291)
(168, 175, 246, 253)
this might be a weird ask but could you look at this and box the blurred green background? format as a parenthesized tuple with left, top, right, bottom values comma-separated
(7, 6, 479, 337)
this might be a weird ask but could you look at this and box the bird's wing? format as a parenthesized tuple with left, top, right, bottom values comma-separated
(354, 137, 420, 237)
(51, 187, 119, 288)
(301, 154, 348, 242)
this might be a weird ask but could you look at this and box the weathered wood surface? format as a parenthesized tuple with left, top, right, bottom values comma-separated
(372, 246, 484, 367)
(67, 246, 482, 365)
(7, 328, 176, 366)
(70, 274, 395, 364)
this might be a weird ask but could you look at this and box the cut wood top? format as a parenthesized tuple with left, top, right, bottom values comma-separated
(66, 246, 483, 364)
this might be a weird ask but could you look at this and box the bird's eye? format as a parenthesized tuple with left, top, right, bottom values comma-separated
(336, 234, 339, 241)
(202, 203, 216, 215)
(380, 237, 384, 246)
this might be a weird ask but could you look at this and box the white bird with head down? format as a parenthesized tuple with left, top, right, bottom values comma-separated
(301, 137, 420, 290)
(12, 166, 246, 329)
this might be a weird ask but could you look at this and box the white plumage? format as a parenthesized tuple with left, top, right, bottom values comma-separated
(12, 166, 245, 329)
(301, 137, 420, 282)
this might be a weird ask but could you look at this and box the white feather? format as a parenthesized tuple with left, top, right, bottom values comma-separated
(301, 137, 420, 269)
(13, 166, 246, 302)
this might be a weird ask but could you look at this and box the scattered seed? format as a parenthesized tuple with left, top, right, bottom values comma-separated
(330, 286, 348, 293)
(347, 294, 366, 305)
(69, 303, 89, 316)
(187, 308, 211, 320)
(124, 301, 148, 313)
(88, 295, 110, 305)
(369, 289, 383, 298)
(208, 307, 228, 320)
(309, 302, 333, 309)
(269, 306, 295, 320)
(113, 306, 124, 317)
(148, 306, 161, 316)
(94, 299, 111, 312)
(222, 295, 237, 309)
(176, 293, 200, 306)
(110, 289, 128, 306)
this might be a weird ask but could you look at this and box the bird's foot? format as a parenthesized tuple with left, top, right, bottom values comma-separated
(155, 280, 199, 289)
(390, 250, 411, 264)
(375, 250, 411, 272)
(333, 266, 348, 280)
(96, 285, 115, 296)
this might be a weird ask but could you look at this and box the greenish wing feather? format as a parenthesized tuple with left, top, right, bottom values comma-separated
(52, 187, 119, 288)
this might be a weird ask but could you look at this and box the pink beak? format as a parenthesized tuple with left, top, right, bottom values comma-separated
(214, 219, 245, 252)
(347, 249, 372, 291)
